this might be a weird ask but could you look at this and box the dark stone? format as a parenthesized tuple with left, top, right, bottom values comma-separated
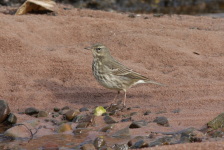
(148, 141, 162, 147)
(153, 116, 169, 126)
(82, 115, 95, 123)
(212, 131, 224, 138)
(207, 113, 224, 129)
(25, 107, 39, 115)
(82, 143, 95, 150)
(112, 127, 130, 137)
(104, 116, 117, 124)
(100, 124, 115, 132)
(61, 106, 69, 110)
(178, 136, 190, 143)
(128, 14, 135, 18)
(130, 112, 138, 116)
(93, 137, 106, 149)
(131, 140, 148, 149)
(37, 111, 48, 117)
(115, 143, 129, 150)
(76, 122, 89, 128)
(72, 115, 86, 123)
(0, 100, 10, 123)
(73, 128, 89, 134)
(153, 13, 164, 17)
(129, 120, 148, 128)
(52, 113, 59, 118)
(144, 110, 151, 115)
(172, 109, 181, 113)
(6, 113, 17, 124)
(54, 107, 60, 112)
(121, 117, 132, 122)
(79, 107, 89, 112)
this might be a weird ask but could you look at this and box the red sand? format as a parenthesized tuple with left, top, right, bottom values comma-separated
(0, 4, 224, 149)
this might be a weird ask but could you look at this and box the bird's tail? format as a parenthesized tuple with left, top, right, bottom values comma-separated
(146, 80, 168, 87)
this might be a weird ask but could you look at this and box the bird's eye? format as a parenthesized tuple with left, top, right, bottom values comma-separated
(96, 48, 101, 51)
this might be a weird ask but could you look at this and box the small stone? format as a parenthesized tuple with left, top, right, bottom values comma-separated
(6, 113, 17, 124)
(54, 107, 60, 112)
(100, 124, 115, 132)
(131, 140, 149, 149)
(178, 136, 190, 143)
(144, 16, 149, 19)
(51, 119, 59, 125)
(25, 107, 39, 115)
(0, 100, 10, 123)
(73, 128, 89, 134)
(72, 115, 85, 123)
(52, 113, 59, 118)
(61, 106, 69, 110)
(128, 14, 135, 18)
(129, 120, 148, 128)
(57, 123, 72, 133)
(42, 141, 59, 150)
(115, 143, 129, 150)
(153, 116, 169, 127)
(172, 109, 181, 113)
(212, 131, 224, 138)
(144, 110, 151, 115)
(153, 13, 164, 17)
(121, 117, 132, 122)
(207, 113, 224, 129)
(79, 107, 89, 112)
(104, 116, 117, 124)
(59, 110, 69, 115)
(93, 137, 106, 149)
(112, 127, 130, 137)
(65, 109, 80, 121)
(148, 141, 162, 147)
(45, 119, 49, 122)
(82, 144, 96, 150)
(82, 115, 95, 123)
(130, 112, 138, 116)
(37, 111, 48, 117)
(76, 122, 89, 128)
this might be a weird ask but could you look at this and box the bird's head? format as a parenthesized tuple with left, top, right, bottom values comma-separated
(85, 43, 111, 58)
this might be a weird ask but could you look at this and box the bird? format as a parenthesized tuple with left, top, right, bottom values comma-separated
(85, 43, 167, 107)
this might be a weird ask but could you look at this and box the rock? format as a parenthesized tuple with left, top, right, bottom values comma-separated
(42, 141, 59, 150)
(61, 106, 69, 110)
(121, 117, 132, 122)
(4, 120, 39, 138)
(73, 128, 89, 134)
(6, 113, 17, 124)
(115, 143, 129, 150)
(72, 115, 86, 123)
(153, 116, 169, 127)
(93, 136, 106, 149)
(207, 113, 224, 129)
(76, 122, 89, 128)
(130, 112, 138, 116)
(52, 113, 59, 118)
(57, 123, 72, 133)
(25, 107, 39, 115)
(128, 14, 135, 18)
(148, 141, 163, 147)
(144, 110, 151, 115)
(54, 107, 60, 112)
(129, 120, 148, 128)
(131, 140, 148, 149)
(59, 110, 69, 115)
(37, 111, 48, 117)
(65, 109, 80, 121)
(79, 107, 89, 112)
(112, 127, 130, 137)
(104, 116, 117, 124)
(212, 131, 224, 138)
(82, 143, 96, 150)
(178, 136, 190, 143)
(0, 100, 10, 123)
(128, 139, 138, 147)
(82, 115, 95, 123)
(100, 124, 115, 132)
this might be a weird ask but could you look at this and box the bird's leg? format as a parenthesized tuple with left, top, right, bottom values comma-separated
(109, 91, 120, 108)
(122, 89, 127, 108)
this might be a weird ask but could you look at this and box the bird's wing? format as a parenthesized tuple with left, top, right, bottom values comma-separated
(104, 59, 149, 80)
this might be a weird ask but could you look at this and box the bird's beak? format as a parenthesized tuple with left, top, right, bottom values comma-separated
(84, 47, 93, 50)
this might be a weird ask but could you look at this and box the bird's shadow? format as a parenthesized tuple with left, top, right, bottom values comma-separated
(36, 79, 153, 106)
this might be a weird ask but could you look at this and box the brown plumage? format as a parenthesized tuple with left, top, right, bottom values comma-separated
(85, 43, 167, 106)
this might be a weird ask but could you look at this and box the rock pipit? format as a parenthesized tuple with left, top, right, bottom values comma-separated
(85, 43, 167, 107)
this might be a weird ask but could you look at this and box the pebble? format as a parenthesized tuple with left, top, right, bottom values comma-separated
(25, 107, 39, 115)
(76, 122, 89, 128)
(79, 107, 89, 112)
(38, 111, 48, 117)
(104, 116, 117, 124)
(57, 123, 72, 133)
(144, 110, 151, 115)
(65, 109, 80, 121)
(0, 100, 10, 123)
(100, 124, 115, 132)
(6, 113, 17, 124)
(93, 136, 106, 149)
(153, 116, 169, 127)
(54, 107, 60, 112)
(129, 120, 148, 128)
(131, 139, 149, 149)
(61, 106, 69, 110)
(82, 143, 96, 150)
(112, 127, 130, 137)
